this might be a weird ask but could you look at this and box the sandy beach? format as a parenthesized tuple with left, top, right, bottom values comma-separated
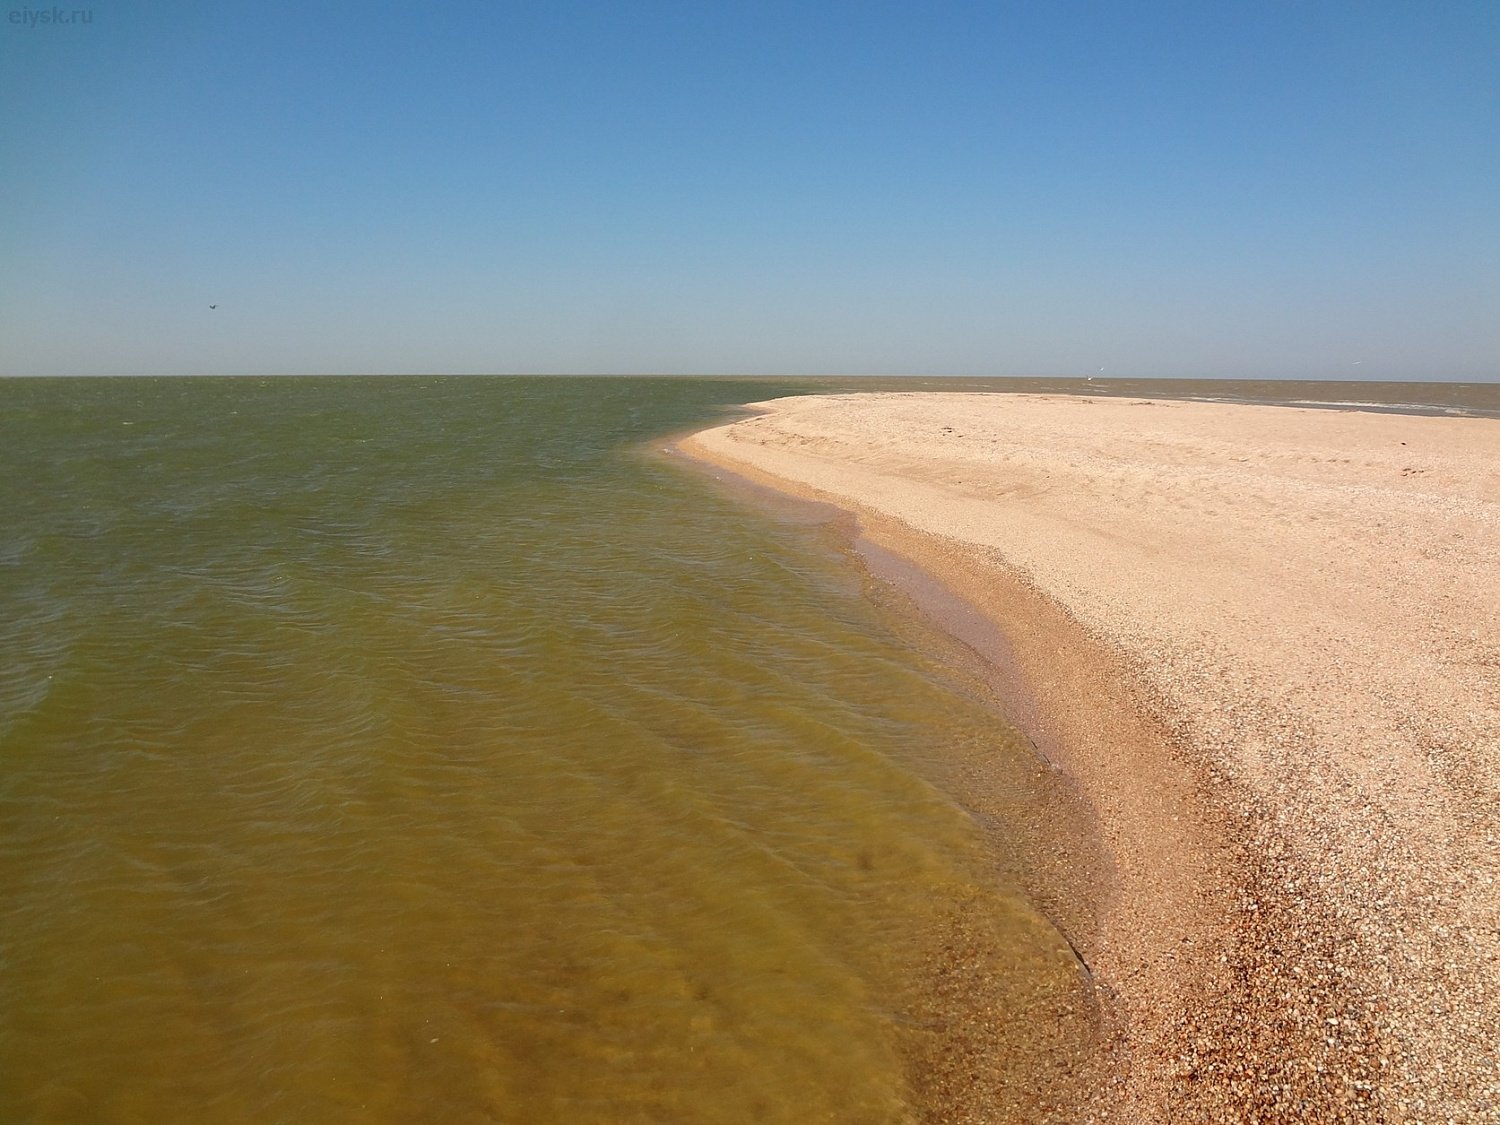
(679, 392, 1500, 1123)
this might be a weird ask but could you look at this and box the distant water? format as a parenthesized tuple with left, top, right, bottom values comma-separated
(0, 376, 1099, 1124)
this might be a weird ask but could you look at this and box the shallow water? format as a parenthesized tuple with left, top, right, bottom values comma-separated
(0, 376, 1098, 1123)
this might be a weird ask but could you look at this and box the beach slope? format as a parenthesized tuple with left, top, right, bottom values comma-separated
(681, 392, 1499, 1123)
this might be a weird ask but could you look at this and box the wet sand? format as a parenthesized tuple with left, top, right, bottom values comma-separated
(678, 392, 1500, 1123)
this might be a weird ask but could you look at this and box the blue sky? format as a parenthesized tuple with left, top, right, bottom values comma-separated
(2, 1, 1496, 378)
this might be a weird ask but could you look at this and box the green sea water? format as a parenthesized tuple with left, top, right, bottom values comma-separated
(0, 376, 1097, 1124)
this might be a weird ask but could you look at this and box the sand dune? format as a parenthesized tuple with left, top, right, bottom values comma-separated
(681, 392, 1500, 1123)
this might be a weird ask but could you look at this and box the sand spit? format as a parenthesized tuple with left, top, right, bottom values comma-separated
(679, 393, 1499, 1123)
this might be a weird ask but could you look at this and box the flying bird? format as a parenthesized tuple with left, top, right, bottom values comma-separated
(209, 304, 218, 310)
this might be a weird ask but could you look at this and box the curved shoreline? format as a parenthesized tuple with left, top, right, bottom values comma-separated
(673, 392, 1500, 1123)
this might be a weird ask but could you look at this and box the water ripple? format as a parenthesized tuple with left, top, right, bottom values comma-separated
(0, 377, 1091, 1124)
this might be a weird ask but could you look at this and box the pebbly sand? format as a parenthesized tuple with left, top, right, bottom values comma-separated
(678, 392, 1499, 1123)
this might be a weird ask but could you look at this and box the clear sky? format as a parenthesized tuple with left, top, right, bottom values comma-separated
(2, 1, 1496, 379)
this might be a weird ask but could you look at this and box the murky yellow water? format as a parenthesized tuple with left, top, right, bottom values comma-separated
(1, 376, 1102, 1123)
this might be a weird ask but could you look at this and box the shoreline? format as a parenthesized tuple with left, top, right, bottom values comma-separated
(672, 392, 1500, 1122)
(671, 429, 1254, 1123)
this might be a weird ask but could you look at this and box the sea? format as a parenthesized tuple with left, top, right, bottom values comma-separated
(2, 375, 1492, 1123)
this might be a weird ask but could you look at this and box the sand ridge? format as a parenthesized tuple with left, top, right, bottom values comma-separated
(680, 392, 1500, 1123)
